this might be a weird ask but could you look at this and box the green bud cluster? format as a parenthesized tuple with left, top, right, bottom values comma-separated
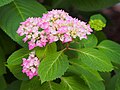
(89, 19, 106, 31)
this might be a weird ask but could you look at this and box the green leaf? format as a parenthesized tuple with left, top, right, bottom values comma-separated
(38, 51, 69, 83)
(20, 77, 41, 90)
(7, 48, 31, 80)
(39, 81, 62, 90)
(69, 59, 103, 80)
(90, 14, 106, 24)
(78, 48, 113, 71)
(0, 0, 47, 47)
(105, 72, 120, 90)
(106, 74, 118, 90)
(0, 46, 6, 76)
(0, 30, 16, 55)
(52, 0, 119, 12)
(98, 40, 120, 64)
(60, 76, 89, 90)
(69, 59, 105, 90)
(39, 76, 88, 90)
(115, 74, 120, 90)
(0, 76, 7, 90)
(74, 0, 119, 11)
(80, 34, 98, 48)
(65, 42, 79, 59)
(36, 43, 57, 59)
(7, 64, 29, 80)
(7, 48, 31, 65)
(6, 80, 21, 90)
(100, 72, 111, 88)
(94, 31, 107, 42)
(0, 0, 14, 7)
(52, 0, 72, 9)
(21, 77, 61, 90)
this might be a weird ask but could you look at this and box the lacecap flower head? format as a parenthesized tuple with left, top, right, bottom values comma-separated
(17, 9, 93, 50)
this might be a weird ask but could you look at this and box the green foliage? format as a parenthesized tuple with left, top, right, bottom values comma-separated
(21, 76, 89, 90)
(0, 76, 7, 90)
(6, 80, 21, 90)
(79, 34, 98, 48)
(69, 59, 105, 90)
(0, 0, 14, 7)
(36, 43, 57, 59)
(65, 42, 79, 59)
(106, 73, 120, 90)
(60, 76, 89, 90)
(7, 48, 30, 65)
(94, 31, 107, 42)
(78, 48, 113, 71)
(52, 0, 119, 12)
(100, 72, 111, 88)
(52, 0, 72, 9)
(74, 0, 119, 11)
(1, 0, 120, 90)
(115, 74, 120, 90)
(7, 48, 31, 80)
(21, 77, 62, 90)
(38, 81, 62, 90)
(69, 59, 103, 81)
(20, 77, 42, 90)
(0, 0, 47, 47)
(0, 31, 16, 55)
(0, 46, 6, 76)
(7, 64, 29, 80)
(21, 77, 65, 90)
(38, 51, 69, 83)
(98, 40, 120, 64)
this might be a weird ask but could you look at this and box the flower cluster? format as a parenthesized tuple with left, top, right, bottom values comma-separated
(89, 19, 106, 31)
(21, 51, 40, 79)
(17, 10, 93, 50)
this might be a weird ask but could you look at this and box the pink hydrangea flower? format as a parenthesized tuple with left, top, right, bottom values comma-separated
(17, 9, 93, 50)
(21, 51, 40, 79)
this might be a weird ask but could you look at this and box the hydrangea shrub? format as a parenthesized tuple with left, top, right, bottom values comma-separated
(0, 0, 120, 90)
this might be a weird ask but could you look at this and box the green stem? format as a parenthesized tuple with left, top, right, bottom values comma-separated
(68, 47, 80, 52)
(66, 42, 70, 50)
